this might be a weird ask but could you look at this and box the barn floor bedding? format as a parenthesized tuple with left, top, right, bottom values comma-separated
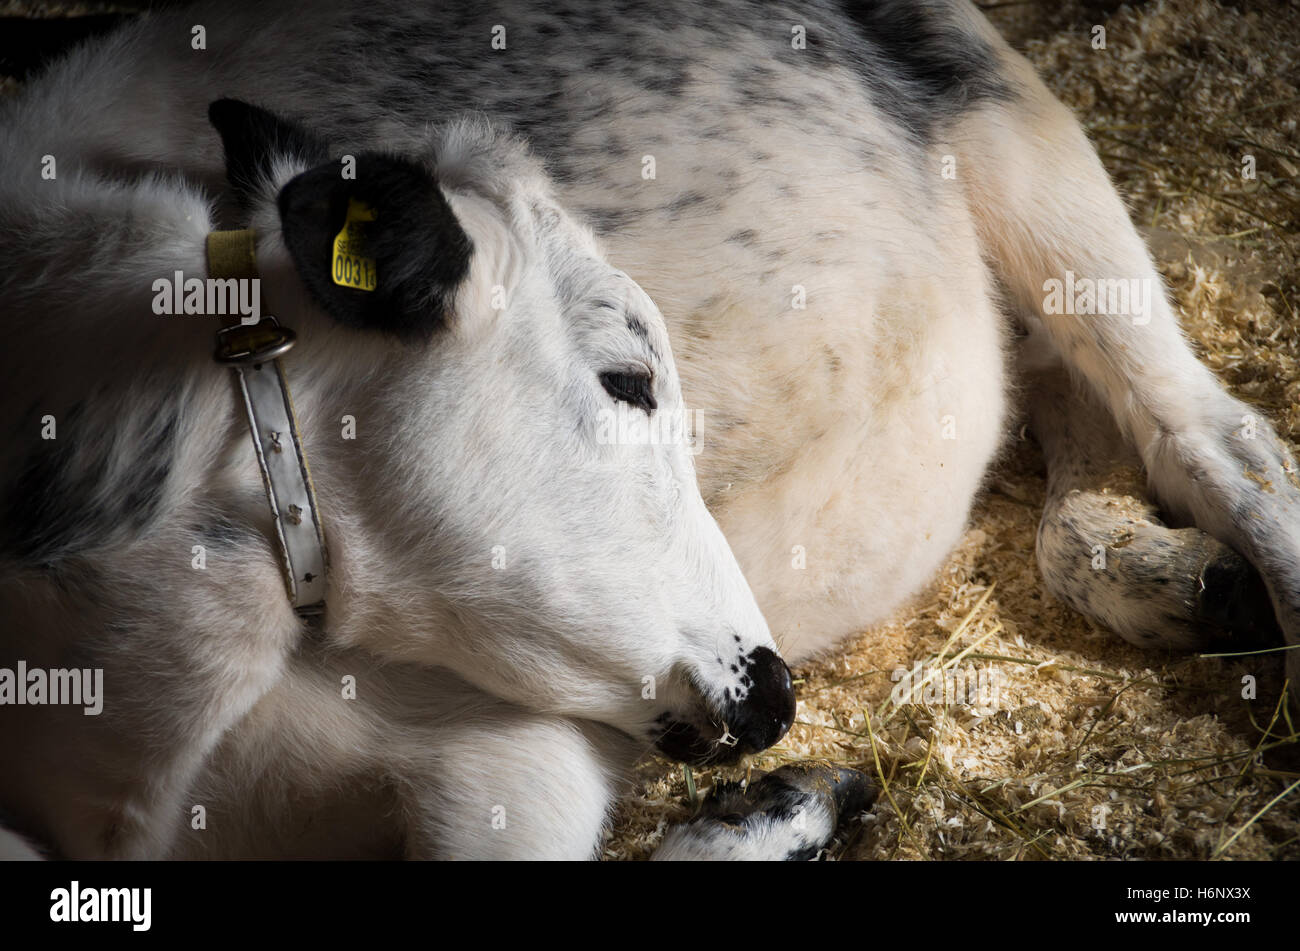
(606, 0, 1300, 861)
(4, 0, 1296, 861)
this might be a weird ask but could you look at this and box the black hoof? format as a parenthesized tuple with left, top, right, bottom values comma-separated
(701, 761, 877, 831)
(1198, 548, 1283, 651)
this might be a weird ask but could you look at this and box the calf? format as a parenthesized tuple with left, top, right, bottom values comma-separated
(1, 0, 1296, 860)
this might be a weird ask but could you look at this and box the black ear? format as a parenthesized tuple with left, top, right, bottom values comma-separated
(208, 98, 327, 206)
(208, 98, 474, 341)
(276, 153, 474, 341)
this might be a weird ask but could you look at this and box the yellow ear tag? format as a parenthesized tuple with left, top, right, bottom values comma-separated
(331, 198, 378, 291)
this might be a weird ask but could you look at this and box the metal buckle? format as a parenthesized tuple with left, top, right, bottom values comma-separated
(214, 317, 297, 366)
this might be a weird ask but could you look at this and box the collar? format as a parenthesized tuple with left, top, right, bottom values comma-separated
(206, 229, 328, 621)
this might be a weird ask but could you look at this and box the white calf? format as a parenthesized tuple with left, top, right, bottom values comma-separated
(1, 0, 1296, 859)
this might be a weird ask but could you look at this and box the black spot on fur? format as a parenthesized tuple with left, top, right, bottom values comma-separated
(582, 206, 635, 234)
(831, 0, 1016, 142)
(624, 314, 661, 361)
(664, 191, 708, 215)
(625, 314, 649, 341)
(195, 513, 259, 548)
(120, 410, 176, 528)
(6, 441, 94, 562)
(5, 396, 180, 563)
(641, 61, 690, 96)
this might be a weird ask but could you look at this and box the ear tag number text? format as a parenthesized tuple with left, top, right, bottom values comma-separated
(332, 198, 378, 291)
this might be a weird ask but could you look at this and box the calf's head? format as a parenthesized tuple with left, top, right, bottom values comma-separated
(209, 100, 794, 764)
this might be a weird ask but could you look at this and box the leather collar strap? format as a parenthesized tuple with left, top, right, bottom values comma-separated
(206, 229, 328, 620)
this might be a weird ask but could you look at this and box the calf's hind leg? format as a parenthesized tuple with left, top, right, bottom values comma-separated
(957, 16, 1300, 684)
(1025, 341, 1280, 653)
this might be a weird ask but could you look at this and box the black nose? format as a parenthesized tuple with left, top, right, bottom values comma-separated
(729, 646, 796, 752)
